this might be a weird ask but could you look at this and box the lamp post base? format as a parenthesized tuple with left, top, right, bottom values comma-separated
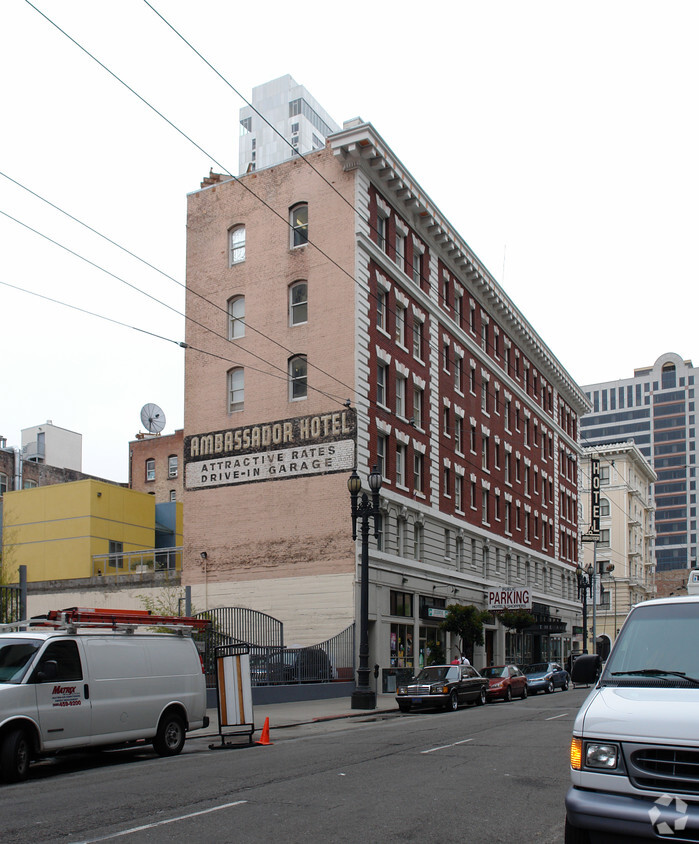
(351, 688, 376, 710)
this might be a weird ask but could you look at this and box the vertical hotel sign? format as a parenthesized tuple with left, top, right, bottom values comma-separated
(185, 409, 356, 490)
(590, 456, 601, 536)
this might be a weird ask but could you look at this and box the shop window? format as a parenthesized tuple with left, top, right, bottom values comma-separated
(390, 590, 413, 616)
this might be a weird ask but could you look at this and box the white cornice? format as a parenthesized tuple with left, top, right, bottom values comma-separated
(330, 122, 590, 413)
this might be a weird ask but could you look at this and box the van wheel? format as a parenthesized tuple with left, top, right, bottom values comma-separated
(1, 728, 31, 783)
(153, 712, 186, 757)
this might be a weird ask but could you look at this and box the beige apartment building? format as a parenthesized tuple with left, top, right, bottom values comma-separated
(581, 443, 656, 657)
(182, 117, 590, 674)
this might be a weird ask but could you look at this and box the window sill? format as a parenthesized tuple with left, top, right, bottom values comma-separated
(413, 491, 426, 500)
(377, 326, 391, 341)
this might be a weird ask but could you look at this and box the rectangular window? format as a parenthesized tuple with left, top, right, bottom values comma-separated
(390, 590, 413, 616)
(396, 375, 406, 417)
(482, 435, 489, 471)
(396, 444, 405, 486)
(443, 467, 451, 498)
(470, 424, 477, 454)
(413, 453, 423, 492)
(395, 305, 405, 346)
(481, 381, 488, 413)
(412, 249, 423, 284)
(455, 357, 462, 392)
(413, 387, 423, 428)
(482, 489, 489, 524)
(395, 232, 406, 271)
(454, 417, 463, 453)
(146, 459, 155, 481)
(377, 434, 387, 479)
(377, 289, 387, 331)
(168, 456, 178, 478)
(377, 363, 388, 407)
(443, 406, 450, 437)
(455, 475, 462, 510)
(412, 319, 423, 360)
(377, 214, 388, 252)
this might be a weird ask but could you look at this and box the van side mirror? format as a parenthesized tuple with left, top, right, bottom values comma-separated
(36, 659, 58, 683)
(571, 654, 601, 685)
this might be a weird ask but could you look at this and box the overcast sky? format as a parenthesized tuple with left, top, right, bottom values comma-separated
(2, 1, 697, 481)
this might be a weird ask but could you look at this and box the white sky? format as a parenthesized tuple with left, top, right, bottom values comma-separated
(1, 1, 697, 481)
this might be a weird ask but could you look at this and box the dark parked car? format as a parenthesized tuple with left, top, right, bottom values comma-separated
(522, 661, 569, 694)
(396, 664, 488, 712)
(481, 664, 528, 701)
(251, 648, 333, 684)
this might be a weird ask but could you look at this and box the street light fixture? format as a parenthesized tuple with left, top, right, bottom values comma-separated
(348, 465, 382, 709)
(576, 563, 593, 654)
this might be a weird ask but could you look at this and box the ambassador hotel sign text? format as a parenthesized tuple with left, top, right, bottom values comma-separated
(185, 410, 356, 490)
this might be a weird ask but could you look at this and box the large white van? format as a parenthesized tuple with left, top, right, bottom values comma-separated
(565, 596, 699, 842)
(0, 611, 209, 782)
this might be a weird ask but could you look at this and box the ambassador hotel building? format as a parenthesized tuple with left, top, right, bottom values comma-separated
(182, 107, 589, 674)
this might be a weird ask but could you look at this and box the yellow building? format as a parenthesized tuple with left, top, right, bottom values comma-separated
(1, 479, 173, 582)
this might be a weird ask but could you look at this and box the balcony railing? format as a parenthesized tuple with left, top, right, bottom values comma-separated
(92, 547, 182, 578)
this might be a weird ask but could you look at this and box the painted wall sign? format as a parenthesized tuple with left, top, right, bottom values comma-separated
(487, 587, 532, 611)
(185, 410, 356, 490)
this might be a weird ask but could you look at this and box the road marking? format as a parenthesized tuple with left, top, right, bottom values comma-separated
(421, 738, 473, 754)
(71, 800, 248, 843)
(545, 713, 568, 720)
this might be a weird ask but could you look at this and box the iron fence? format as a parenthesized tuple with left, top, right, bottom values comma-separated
(248, 624, 355, 687)
(0, 585, 22, 625)
(191, 606, 355, 688)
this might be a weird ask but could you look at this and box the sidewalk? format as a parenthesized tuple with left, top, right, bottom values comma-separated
(192, 692, 399, 741)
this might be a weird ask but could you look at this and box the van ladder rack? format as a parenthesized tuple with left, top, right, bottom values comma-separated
(11, 607, 212, 633)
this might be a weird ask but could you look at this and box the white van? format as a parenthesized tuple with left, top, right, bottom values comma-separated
(565, 596, 699, 842)
(0, 613, 209, 782)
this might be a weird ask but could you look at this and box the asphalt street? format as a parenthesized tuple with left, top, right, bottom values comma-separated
(0, 685, 590, 843)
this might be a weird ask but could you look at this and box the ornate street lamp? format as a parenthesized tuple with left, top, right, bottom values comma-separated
(576, 563, 593, 654)
(348, 465, 382, 709)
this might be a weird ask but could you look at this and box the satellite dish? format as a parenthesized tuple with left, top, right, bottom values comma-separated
(140, 403, 166, 435)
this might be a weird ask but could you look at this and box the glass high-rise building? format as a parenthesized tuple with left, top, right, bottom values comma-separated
(581, 353, 697, 572)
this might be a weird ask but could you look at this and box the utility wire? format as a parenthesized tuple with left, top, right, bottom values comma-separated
(0, 169, 358, 402)
(0, 208, 347, 406)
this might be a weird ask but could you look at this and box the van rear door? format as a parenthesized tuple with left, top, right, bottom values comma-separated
(31, 638, 91, 749)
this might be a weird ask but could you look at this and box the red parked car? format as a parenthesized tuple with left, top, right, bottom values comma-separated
(481, 664, 528, 702)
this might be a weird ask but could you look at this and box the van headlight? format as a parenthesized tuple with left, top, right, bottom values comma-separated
(585, 742, 619, 769)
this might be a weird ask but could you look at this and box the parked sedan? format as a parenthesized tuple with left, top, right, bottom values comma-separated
(522, 661, 569, 694)
(481, 664, 528, 701)
(396, 664, 488, 712)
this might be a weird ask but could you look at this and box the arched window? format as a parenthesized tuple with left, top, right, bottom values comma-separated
(662, 362, 676, 390)
(599, 497, 610, 517)
(228, 296, 245, 339)
(289, 355, 307, 400)
(289, 281, 308, 325)
(229, 225, 246, 265)
(290, 203, 308, 247)
(228, 367, 244, 413)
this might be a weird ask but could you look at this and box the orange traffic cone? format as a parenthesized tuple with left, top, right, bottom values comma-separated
(255, 717, 273, 746)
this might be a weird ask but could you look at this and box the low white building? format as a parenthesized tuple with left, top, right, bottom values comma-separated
(21, 420, 82, 472)
(580, 442, 656, 657)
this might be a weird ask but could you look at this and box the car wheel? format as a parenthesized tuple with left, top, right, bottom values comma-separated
(448, 690, 459, 711)
(545, 680, 554, 694)
(0, 728, 31, 783)
(504, 686, 512, 702)
(521, 684, 528, 700)
(562, 679, 569, 692)
(477, 687, 486, 706)
(564, 815, 591, 843)
(153, 711, 186, 757)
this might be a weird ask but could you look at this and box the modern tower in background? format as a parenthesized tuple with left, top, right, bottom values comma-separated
(580, 353, 697, 572)
(238, 74, 340, 175)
